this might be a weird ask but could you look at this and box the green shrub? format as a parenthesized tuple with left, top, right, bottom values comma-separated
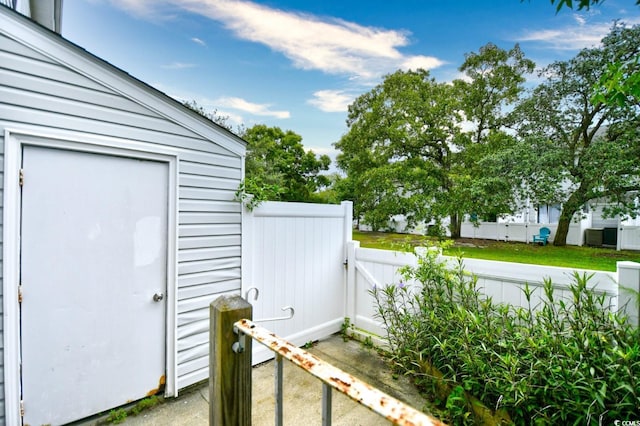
(372, 250, 640, 424)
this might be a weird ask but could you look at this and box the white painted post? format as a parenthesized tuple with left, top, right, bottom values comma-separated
(342, 200, 353, 267)
(241, 201, 255, 299)
(617, 216, 622, 251)
(617, 261, 640, 327)
(342, 201, 354, 323)
(345, 240, 360, 325)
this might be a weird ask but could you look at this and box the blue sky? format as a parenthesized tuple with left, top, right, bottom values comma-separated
(62, 1, 639, 163)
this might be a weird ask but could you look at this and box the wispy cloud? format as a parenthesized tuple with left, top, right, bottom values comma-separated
(216, 96, 290, 119)
(161, 62, 196, 69)
(308, 90, 354, 113)
(191, 37, 206, 46)
(517, 14, 640, 51)
(110, 0, 444, 81)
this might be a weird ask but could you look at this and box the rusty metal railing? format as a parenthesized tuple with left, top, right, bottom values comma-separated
(233, 319, 445, 426)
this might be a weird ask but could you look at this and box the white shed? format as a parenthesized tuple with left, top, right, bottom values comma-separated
(0, 5, 246, 424)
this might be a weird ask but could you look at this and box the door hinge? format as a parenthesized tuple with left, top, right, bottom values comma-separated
(18, 284, 22, 303)
(20, 400, 24, 417)
(19, 169, 24, 187)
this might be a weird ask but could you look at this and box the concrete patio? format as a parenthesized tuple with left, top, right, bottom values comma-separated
(105, 334, 432, 425)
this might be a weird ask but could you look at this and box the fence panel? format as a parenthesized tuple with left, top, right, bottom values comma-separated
(348, 246, 622, 337)
(620, 226, 640, 251)
(347, 243, 417, 335)
(242, 201, 352, 364)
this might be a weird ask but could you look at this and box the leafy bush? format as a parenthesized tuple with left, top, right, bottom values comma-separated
(372, 250, 640, 424)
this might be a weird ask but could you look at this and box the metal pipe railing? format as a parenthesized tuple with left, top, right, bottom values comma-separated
(233, 319, 446, 426)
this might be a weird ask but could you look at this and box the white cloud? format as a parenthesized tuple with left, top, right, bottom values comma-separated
(517, 15, 640, 51)
(111, 0, 444, 81)
(573, 14, 587, 26)
(191, 37, 206, 46)
(308, 90, 354, 113)
(216, 96, 290, 119)
(161, 62, 196, 69)
(401, 55, 445, 72)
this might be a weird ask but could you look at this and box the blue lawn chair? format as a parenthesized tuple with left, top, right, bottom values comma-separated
(533, 227, 551, 245)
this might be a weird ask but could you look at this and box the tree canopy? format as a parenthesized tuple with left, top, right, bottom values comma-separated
(335, 24, 639, 244)
(335, 43, 534, 237)
(240, 124, 331, 206)
(511, 23, 640, 245)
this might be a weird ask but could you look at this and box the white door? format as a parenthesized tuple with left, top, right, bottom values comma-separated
(20, 146, 169, 425)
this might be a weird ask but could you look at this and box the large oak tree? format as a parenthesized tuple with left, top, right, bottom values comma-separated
(512, 24, 640, 246)
(335, 43, 533, 237)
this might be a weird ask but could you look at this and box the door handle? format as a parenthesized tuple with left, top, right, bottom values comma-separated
(153, 293, 164, 302)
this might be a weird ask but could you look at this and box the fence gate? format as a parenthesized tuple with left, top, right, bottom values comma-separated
(242, 201, 352, 364)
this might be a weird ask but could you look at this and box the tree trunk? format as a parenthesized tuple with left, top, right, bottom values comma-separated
(449, 213, 461, 239)
(553, 189, 586, 246)
(553, 216, 571, 246)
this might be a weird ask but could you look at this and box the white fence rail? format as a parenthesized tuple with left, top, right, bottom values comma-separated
(242, 201, 352, 364)
(346, 241, 640, 336)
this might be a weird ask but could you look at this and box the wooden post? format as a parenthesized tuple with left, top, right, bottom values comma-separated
(210, 295, 253, 425)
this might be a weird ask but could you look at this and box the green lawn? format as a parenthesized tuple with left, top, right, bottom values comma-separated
(352, 230, 640, 272)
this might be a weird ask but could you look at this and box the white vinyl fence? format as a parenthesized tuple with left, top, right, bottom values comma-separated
(619, 226, 640, 251)
(240, 200, 640, 365)
(242, 201, 352, 364)
(346, 241, 640, 336)
(461, 218, 640, 251)
(460, 219, 588, 246)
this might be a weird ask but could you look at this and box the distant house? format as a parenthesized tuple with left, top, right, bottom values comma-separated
(1, 3, 245, 424)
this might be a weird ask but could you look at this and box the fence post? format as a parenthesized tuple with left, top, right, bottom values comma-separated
(210, 295, 253, 425)
(345, 240, 359, 324)
(617, 261, 640, 327)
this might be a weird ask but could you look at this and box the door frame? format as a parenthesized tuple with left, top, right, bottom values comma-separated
(3, 127, 179, 425)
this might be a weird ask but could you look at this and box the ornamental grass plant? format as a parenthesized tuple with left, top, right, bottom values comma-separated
(372, 249, 640, 425)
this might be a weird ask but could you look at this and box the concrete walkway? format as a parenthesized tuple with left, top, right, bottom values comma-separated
(116, 334, 431, 425)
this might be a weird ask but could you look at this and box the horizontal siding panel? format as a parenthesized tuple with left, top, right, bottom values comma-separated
(179, 187, 236, 202)
(1, 68, 155, 117)
(0, 35, 57, 63)
(177, 310, 205, 327)
(178, 235, 241, 250)
(179, 200, 240, 213)
(176, 356, 208, 379)
(0, 49, 110, 93)
(177, 369, 207, 391)
(0, 104, 233, 157)
(177, 342, 208, 366)
(179, 174, 238, 191)
(2, 87, 207, 141)
(178, 257, 241, 275)
(177, 318, 208, 341)
(180, 161, 241, 179)
(178, 246, 241, 262)
(178, 293, 238, 314)
(178, 152, 241, 168)
(179, 212, 240, 225)
(178, 223, 240, 237)
(178, 268, 241, 287)
(177, 279, 241, 300)
(177, 331, 208, 352)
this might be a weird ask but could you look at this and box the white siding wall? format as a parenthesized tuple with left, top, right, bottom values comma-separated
(0, 27, 244, 404)
(0, 134, 4, 421)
